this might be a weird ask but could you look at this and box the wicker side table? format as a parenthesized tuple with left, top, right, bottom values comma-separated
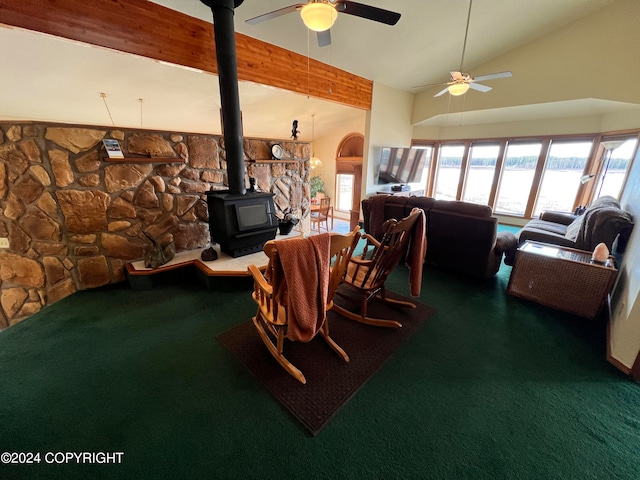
(507, 241, 618, 319)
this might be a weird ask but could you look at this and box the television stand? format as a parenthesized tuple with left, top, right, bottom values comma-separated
(376, 189, 424, 197)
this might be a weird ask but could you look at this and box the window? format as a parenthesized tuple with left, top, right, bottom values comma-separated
(495, 142, 542, 215)
(434, 144, 464, 201)
(533, 140, 592, 216)
(595, 137, 637, 199)
(414, 145, 432, 189)
(462, 143, 499, 205)
(335, 174, 354, 212)
(416, 131, 638, 219)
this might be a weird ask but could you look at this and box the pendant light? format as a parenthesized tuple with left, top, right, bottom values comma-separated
(309, 114, 322, 169)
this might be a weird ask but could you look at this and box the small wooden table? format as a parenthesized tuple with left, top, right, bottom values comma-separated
(507, 241, 618, 319)
(125, 233, 300, 289)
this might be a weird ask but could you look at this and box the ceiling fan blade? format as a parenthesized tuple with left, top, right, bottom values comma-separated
(471, 71, 512, 82)
(434, 86, 451, 97)
(335, 1, 401, 25)
(468, 83, 492, 93)
(317, 29, 331, 47)
(413, 81, 446, 89)
(245, 4, 303, 25)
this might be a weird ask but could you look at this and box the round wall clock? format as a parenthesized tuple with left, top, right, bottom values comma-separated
(271, 144, 283, 160)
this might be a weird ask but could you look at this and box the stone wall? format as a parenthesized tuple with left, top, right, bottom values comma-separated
(0, 122, 310, 329)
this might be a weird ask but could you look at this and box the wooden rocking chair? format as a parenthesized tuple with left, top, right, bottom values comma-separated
(248, 227, 361, 384)
(332, 208, 425, 328)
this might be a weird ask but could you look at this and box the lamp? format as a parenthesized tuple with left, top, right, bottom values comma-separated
(448, 83, 470, 96)
(596, 140, 626, 197)
(580, 174, 595, 184)
(310, 114, 323, 169)
(300, 2, 337, 32)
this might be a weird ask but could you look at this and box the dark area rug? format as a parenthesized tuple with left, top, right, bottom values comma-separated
(217, 286, 436, 435)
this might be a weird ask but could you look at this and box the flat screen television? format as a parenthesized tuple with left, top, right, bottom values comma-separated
(375, 147, 428, 185)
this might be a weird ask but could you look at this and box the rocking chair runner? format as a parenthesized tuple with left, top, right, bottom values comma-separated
(332, 208, 426, 328)
(248, 227, 361, 384)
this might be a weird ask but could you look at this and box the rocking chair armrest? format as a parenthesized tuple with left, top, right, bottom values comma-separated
(360, 233, 381, 248)
(247, 264, 273, 296)
(349, 256, 374, 267)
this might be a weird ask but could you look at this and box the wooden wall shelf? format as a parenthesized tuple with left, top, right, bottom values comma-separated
(103, 156, 185, 163)
(249, 159, 298, 164)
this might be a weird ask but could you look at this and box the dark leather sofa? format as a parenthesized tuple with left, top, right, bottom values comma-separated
(362, 195, 517, 280)
(504, 195, 634, 265)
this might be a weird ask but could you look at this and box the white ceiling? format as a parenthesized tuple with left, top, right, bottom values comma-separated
(0, 0, 617, 140)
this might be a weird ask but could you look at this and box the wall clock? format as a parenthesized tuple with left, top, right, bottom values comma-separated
(271, 143, 283, 160)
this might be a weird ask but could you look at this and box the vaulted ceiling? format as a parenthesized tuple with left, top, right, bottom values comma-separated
(1, 0, 635, 141)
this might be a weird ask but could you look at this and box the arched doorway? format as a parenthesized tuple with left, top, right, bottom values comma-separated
(336, 133, 364, 230)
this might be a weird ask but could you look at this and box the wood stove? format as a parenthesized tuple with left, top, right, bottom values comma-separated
(201, 0, 278, 257)
(206, 191, 278, 257)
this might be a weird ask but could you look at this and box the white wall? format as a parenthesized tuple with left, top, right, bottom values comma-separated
(610, 146, 640, 370)
(363, 82, 414, 198)
(312, 113, 367, 217)
(411, 0, 640, 127)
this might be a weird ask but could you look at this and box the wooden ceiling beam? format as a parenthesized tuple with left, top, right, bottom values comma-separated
(0, 0, 372, 110)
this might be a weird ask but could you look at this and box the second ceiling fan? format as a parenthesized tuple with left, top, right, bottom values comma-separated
(245, 0, 401, 47)
(415, 0, 512, 97)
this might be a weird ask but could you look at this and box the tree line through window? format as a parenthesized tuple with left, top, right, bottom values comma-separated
(412, 134, 638, 219)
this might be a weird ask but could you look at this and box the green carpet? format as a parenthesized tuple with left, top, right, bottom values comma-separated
(217, 287, 435, 435)
(1, 252, 639, 479)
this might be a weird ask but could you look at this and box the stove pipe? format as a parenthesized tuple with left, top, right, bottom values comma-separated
(201, 0, 246, 195)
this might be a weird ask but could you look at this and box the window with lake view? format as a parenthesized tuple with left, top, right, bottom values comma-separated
(495, 142, 542, 216)
(411, 132, 638, 220)
(463, 143, 500, 206)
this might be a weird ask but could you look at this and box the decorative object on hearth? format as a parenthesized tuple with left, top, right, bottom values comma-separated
(278, 221, 295, 235)
(246, 1, 401, 48)
(201, 246, 218, 262)
(277, 209, 300, 235)
(143, 232, 176, 268)
(413, 0, 512, 97)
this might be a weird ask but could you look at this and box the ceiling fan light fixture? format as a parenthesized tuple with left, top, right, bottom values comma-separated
(300, 3, 337, 32)
(448, 83, 470, 96)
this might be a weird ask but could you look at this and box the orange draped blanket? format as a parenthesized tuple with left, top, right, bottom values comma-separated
(273, 234, 331, 342)
(406, 207, 427, 297)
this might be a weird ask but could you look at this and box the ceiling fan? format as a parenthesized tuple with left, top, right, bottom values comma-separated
(429, 70, 513, 97)
(245, 0, 401, 47)
(415, 0, 512, 97)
